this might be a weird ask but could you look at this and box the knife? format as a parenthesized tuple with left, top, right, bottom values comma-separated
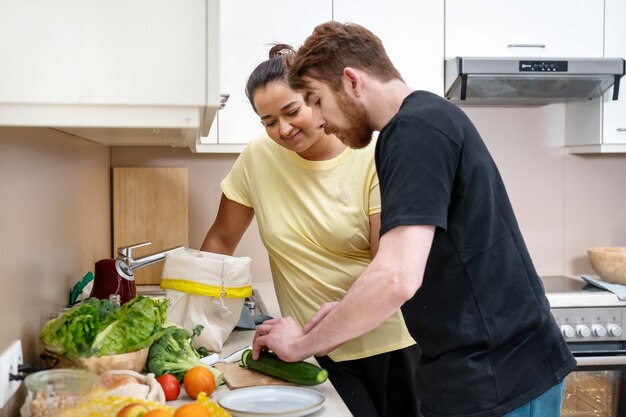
(200, 345, 251, 366)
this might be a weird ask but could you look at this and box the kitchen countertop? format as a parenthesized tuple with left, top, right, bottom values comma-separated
(140, 281, 353, 416)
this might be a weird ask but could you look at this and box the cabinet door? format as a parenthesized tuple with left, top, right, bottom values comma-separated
(206, 0, 332, 146)
(334, 0, 444, 96)
(603, 0, 626, 146)
(445, 0, 604, 58)
(0, 0, 207, 106)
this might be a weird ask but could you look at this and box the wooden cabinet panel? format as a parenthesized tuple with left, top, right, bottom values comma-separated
(113, 167, 189, 285)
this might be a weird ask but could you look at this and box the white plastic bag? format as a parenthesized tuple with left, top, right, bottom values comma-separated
(160, 247, 252, 352)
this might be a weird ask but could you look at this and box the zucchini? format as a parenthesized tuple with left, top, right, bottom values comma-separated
(240, 349, 328, 386)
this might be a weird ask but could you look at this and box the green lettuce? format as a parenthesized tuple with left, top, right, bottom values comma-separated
(40, 298, 119, 359)
(91, 296, 168, 356)
(40, 296, 168, 359)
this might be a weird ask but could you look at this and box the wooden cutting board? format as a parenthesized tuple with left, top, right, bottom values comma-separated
(214, 362, 293, 389)
(112, 167, 189, 285)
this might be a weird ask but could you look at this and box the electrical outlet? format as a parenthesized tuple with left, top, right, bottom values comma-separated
(0, 340, 23, 408)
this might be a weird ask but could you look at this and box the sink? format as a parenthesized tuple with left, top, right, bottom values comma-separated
(135, 285, 166, 297)
(237, 289, 272, 329)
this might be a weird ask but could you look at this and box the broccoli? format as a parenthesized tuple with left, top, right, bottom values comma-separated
(146, 326, 223, 384)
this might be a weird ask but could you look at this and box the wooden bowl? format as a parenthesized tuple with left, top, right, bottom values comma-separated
(588, 247, 626, 285)
(75, 347, 149, 374)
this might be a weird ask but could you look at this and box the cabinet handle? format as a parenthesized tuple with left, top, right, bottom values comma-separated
(219, 94, 230, 110)
(507, 43, 546, 48)
(617, 128, 626, 132)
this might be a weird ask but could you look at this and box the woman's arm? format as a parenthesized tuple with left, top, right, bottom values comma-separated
(369, 213, 381, 258)
(200, 194, 254, 255)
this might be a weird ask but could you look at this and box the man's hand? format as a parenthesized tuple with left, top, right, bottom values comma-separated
(252, 317, 307, 362)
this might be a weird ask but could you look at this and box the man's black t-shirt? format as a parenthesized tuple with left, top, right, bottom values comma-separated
(376, 91, 576, 417)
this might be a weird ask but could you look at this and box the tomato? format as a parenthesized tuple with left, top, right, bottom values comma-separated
(183, 366, 216, 400)
(156, 374, 181, 401)
(173, 404, 210, 417)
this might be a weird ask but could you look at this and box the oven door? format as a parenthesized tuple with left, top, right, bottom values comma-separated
(562, 342, 626, 417)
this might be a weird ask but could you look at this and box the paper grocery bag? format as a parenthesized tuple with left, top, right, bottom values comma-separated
(160, 247, 252, 352)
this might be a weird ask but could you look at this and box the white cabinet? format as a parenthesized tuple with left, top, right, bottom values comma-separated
(0, 0, 219, 148)
(197, 0, 443, 153)
(334, 0, 443, 96)
(196, 0, 332, 152)
(566, 0, 626, 153)
(445, 0, 604, 58)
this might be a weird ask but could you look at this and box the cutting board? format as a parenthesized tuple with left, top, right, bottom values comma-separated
(214, 362, 293, 389)
(112, 167, 189, 285)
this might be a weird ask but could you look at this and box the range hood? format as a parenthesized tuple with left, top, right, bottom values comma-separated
(444, 57, 625, 105)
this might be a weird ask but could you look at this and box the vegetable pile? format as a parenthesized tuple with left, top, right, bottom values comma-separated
(146, 326, 223, 385)
(41, 296, 168, 359)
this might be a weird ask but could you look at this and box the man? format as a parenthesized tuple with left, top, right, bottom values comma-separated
(252, 21, 575, 417)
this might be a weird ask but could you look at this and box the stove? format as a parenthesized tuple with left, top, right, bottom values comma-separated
(542, 276, 626, 417)
(542, 275, 626, 349)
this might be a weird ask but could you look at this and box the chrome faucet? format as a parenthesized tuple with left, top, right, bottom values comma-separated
(117, 241, 183, 271)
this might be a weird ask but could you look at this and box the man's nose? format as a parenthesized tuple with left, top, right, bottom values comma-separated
(311, 108, 326, 130)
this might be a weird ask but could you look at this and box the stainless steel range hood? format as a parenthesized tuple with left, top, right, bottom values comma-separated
(444, 57, 625, 105)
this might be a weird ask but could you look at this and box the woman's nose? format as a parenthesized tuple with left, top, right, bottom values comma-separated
(279, 120, 292, 136)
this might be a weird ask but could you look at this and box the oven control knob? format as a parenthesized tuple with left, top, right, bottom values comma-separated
(608, 324, 623, 337)
(560, 325, 575, 338)
(591, 324, 607, 337)
(576, 324, 591, 338)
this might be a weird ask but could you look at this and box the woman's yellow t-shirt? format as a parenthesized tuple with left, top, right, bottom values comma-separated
(221, 134, 415, 361)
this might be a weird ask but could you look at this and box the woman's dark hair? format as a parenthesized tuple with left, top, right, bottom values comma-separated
(245, 44, 295, 113)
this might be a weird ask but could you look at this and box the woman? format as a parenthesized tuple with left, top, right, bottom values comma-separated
(200, 44, 420, 417)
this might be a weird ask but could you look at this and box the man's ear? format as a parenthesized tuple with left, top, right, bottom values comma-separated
(342, 67, 362, 98)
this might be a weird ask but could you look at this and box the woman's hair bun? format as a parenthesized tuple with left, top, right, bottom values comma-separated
(269, 43, 295, 59)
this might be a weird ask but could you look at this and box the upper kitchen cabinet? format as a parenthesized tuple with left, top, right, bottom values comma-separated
(195, 0, 332, 152)
(566, 0, 626, 154)
(334, 0, 444, 96)
(0, 0, 219, 148)
(445, 0, 604, 58)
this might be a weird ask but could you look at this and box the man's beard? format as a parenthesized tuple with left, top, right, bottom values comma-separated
(333, 92, 373, 149)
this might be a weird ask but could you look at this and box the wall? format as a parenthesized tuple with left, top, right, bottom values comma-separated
(110, 148, 272, 282)
(112, 104, 626, 283)
(0, 127, 110, 416)
(463, 105, 626, 275)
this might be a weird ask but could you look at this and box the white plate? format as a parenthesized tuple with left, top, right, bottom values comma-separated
(217, 385, 325, 417)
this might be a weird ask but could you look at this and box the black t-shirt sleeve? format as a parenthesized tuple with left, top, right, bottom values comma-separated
(376, 117, 461, 236)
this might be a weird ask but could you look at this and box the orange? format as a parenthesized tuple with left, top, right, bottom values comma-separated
(144, 411, 174, 417)
(183, 366, 216, 400)
(173, 403, 210, 417)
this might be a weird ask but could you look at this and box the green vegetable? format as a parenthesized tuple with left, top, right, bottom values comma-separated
(40, 298, 109, 359)
(241, 349, 328, 386)
(191, 324, 210, 357)
(40, 296, 167, 359)
(91, 296, 168, 356)
(146, 326, 223, 384)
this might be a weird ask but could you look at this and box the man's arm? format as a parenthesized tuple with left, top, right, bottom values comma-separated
(252, 224, 435, 361)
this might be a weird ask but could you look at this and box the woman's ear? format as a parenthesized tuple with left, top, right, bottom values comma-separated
(342, 67, 362, 98)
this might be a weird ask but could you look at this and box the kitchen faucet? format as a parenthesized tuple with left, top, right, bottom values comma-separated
(117, 241, 182, 271)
